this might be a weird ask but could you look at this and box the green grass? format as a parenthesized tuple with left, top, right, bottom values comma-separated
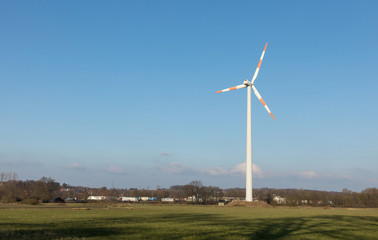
(0, 203, 377, 239)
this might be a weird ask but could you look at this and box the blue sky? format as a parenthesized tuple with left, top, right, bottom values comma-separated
(1, 0, 377, 191)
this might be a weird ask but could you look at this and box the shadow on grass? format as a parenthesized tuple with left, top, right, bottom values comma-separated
(1, 212, 377, 239)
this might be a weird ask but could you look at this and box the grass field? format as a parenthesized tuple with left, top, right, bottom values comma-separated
(0, 203, 377, 240)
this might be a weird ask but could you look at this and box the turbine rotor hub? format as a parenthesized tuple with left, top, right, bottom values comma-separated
(243, 79, 252, 86)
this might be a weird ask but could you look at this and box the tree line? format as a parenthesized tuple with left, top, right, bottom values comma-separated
(0, 173, 60, 204)
(0, 172, 377, 207)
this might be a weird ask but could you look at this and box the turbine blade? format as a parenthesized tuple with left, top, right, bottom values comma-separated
(216, 84, 246, 93)
(251, 42, 268, 84)
(252, 85, 275, 119)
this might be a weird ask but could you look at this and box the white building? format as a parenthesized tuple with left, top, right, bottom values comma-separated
(273, 195, 286, 204)
(87, 196, 107, 201)
(120, 197, 138, 202)
(161, 198, 175, 202)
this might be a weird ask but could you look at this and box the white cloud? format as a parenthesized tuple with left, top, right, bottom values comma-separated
(253, 164, 264, 178)
(299, 171, 318, 178)
(202, 166, 228, 176)
(229, 163, 245, 174)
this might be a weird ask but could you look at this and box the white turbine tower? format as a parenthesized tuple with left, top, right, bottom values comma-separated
(216, 43, 274, 202)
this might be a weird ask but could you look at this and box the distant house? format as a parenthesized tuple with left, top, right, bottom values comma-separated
(186, 196, 196, 202)
(273, 195, 286, 204)
(161, 198, 175, 202)
(87, 196, 107, 201)
(222, 197, 240, 202)
(120, 197, 138, 202)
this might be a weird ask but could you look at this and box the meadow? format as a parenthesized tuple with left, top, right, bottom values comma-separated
(0, 203, 377, 240)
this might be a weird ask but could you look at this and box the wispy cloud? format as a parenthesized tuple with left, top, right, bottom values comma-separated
(367, 178, 378, 185)
(202, 166, 229, 176)
(203, 163, 264, 178)
(156, 161, 364, 191)
(160, 162, 196, 174)
(299, 171, 318, 178)
(158, 162, 265, 178)
(323, 173, 352, 180)
(67, 163, 85, 170)
(353, 167, 373, 174)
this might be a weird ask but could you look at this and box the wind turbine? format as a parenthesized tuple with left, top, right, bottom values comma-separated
(216, 43, 274, 202)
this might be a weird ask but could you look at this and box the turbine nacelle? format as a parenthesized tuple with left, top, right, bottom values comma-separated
(243, 79, 252, 86)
